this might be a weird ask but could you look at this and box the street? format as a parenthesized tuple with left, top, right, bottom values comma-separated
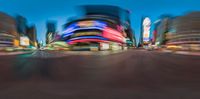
(0, 49, 200, 99)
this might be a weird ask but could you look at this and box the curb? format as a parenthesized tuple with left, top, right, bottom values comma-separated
(53, 50, 127, 56)
(174, 51, 200, 56)
(0, 51, 34, 56)
(159, 49, 200, 56)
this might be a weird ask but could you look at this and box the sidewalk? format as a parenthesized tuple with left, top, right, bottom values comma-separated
(50, 50, 127, 56)
(0, 51, 34, 56)
(160, 49, 200, 56)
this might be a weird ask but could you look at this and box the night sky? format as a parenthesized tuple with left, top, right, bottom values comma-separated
(0, 0, 200, 43)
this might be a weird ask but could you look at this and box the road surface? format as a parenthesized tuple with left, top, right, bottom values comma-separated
(0, 50, 200, 99)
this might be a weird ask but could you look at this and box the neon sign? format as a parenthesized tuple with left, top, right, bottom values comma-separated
(143, 17, 151, 43)
(73, 32, 101, 37)
(78, 21, 94, 27)
(62, 20, 107, 34)
(67, 39, 109, 45)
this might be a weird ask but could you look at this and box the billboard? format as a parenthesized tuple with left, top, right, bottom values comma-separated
(72, 31, 101, 37)
(62, 20, 107, 35)
(143, 17, 151, 43)
(102, 27, 126, 43)
(20, 36, 30, 46)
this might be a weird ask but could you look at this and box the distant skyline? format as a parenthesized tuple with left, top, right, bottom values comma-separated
(0, 0, 200, 43)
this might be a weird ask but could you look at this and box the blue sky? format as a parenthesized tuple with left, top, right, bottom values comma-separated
(0, 0, 200, 43)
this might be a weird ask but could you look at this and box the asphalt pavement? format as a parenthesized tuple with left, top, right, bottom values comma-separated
(0, 49, 200, 99)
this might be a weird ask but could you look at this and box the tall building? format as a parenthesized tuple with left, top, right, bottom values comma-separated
(46, 21, 57, 44)
(152, 20, 161, 45)
(155, 15, 173, 46)
(16, 15, 34, 47)
(16, 15, 28, 36)
(121, 9, 136, 47)
(61, 5, 137, 51)
(138, 17, 144, 47)
(166, 12, 200, 50)
(0, 12, 19, 47)
(83, 5, 136, 46)
(27, 25, 37, 47)
(152, 30, 157, 45)
(139, 17, 151, 46)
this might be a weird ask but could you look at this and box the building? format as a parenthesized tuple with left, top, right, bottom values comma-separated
(155, 15, 173, 46)
(16, 15, 35, 47)
(16, 15, 28, 36)
(0, 12, 19, 48)
(166, 12, 200, 51)
(121, 9, 136, 47)
(46, 21, 57, 44)
(61, 5, 136, 50)
(138, 18, 144, 47)
(27, 25, 37, 47)
(139, 17, 151, 46)
(152, 20, 161, 45)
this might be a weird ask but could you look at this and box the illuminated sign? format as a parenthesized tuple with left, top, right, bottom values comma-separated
(143, 17, 151, 43)
(78, 21, 94, 27)
(78, 21, 107, 27)
(73, 32, 101, 37)
(102, 27, 126, 43)
(66, 36, 109, 44)
(62, 32, 74, 38)
(67, 36, 108, 42)
(62, 23, 77, 33)
(103, 27, 124, 38)
(103, 32, 126, 43)
(61, 27, 104, 38)
(13, 39, 20, 47)
(20, 36, 30, 46)
(62, 20, 106, 34)
(67, 39, 109, 45)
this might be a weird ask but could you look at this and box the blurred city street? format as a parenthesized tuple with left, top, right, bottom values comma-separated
(0, 49, 200, 99)
(1, 0, 200, 99)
